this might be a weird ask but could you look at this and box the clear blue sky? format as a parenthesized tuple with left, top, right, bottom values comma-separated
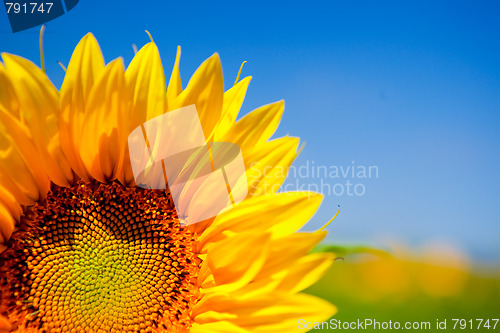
(1, 1, 499, 261)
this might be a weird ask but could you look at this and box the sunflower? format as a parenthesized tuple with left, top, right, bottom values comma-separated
(0, 32, 336, 332)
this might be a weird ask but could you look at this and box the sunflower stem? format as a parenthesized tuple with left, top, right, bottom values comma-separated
(57, 61, 67, 72)
(317, 205, 341, 232)
(145, 30, 154, 43)
(234, 61, 247, 86)
(39, 25, 46, 73)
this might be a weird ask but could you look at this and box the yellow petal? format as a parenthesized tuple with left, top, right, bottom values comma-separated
(200, 192, 323, 247)
(0, 200, 15, 245)
(2, 54, 73, 186)
(0, 64, 19, 118)
(60, 33, 105, 112)
(79, 59, 129, 182)
(0, 107, 50, 204)
(230, 275, 285, 300)
(191, 321, 250, 333)
(276, 252, 335, 294)
(0, 185, 22, 221)
(255, 231, 327, 280)
(121, 42, 167, 184)
(219, 100, 284, 149)
(214, 76, 252, 140)
(194, 292, 336, 333)
(125, 41, 166, 122)
(240, 294, 336, 333)
(200, 232, 271, 293)
(245, 137, 300, 196)
(59, 33, 105, 180)
(228, 252, 334, 299)
(166, 45, 182, 103)
(1, 54, 58, 115)
(169, 53, 224, 139)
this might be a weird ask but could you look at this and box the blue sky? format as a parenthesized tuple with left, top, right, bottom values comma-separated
(1, 1, 499, 260)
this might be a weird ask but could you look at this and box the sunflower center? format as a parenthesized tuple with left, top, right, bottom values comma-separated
(0, 181, 200, 332)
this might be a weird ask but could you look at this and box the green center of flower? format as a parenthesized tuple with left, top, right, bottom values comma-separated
(0, 181, 200, 332)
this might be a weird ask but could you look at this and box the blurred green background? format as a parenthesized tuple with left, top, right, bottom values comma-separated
(304, 245, 500, 332)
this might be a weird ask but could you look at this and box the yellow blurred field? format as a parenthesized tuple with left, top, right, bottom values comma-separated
(304, 245, 500, 332)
